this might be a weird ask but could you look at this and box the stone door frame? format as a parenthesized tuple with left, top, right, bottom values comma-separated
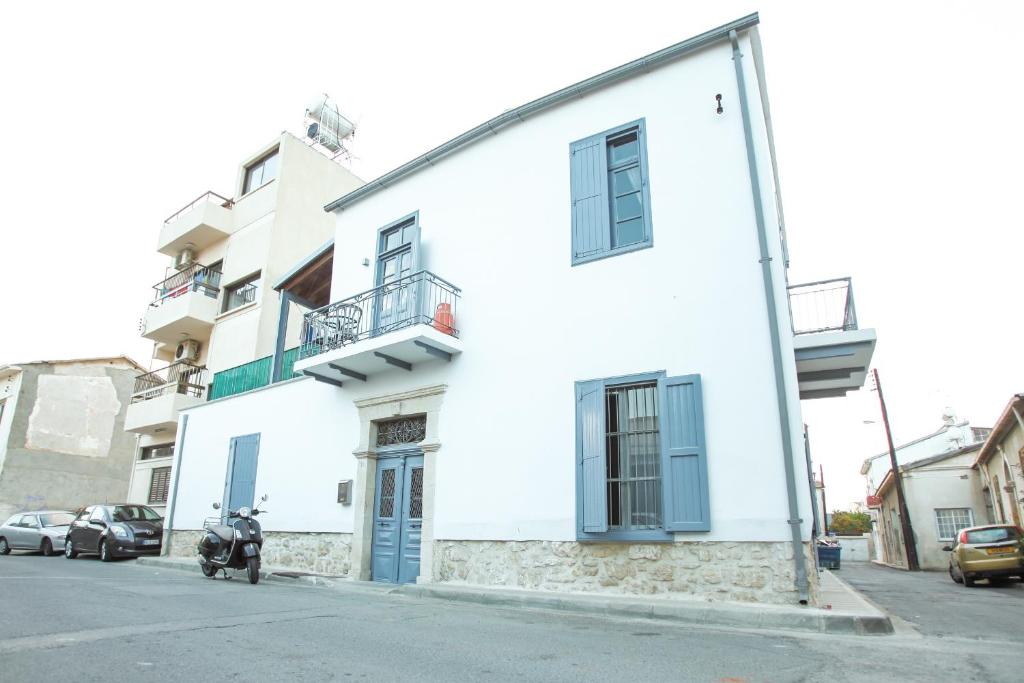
(350, 384, 445, 582)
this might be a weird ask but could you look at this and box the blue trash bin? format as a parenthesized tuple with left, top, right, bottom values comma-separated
(817, 544, 841, 570)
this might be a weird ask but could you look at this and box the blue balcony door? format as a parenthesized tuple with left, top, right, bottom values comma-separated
(373, 215, 420, 335)
(371, 452, 424, 584)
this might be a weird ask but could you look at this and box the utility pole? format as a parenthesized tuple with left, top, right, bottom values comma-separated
(873, 368, 920, 571)
(819, 464, 829, 535)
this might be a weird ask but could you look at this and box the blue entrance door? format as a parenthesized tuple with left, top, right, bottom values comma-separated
(225, 434, 260, 514)
(371, 453, 424, 584)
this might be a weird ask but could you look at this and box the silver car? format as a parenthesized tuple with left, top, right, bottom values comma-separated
(0, 510, 76, 556)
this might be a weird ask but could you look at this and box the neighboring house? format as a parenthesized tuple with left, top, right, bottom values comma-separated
(861, 413, 990, 496)
(974, 393, 1024, 529)
(870, 443, 988, 570)
(163, 14, 877, 605)
(123, 131, 364, 513)
(0, 357, 145, 521)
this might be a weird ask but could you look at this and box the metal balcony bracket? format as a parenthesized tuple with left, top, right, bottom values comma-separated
(374, 352, 412, 371)
(329, 363, 367, 382)
(302, 369, 344, 388)
(413, 340, 452, 362)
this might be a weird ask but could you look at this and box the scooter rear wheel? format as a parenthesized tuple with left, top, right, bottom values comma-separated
(246, 557, 260, 585)
(200, 561, 217, 578)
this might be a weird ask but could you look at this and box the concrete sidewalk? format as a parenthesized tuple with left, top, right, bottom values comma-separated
(137, 556, 892, 636)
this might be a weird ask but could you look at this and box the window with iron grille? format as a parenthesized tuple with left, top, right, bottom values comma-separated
(376, 416, 426, 447)
(222, 272, 261, 313)
(935, 508, 973, 541)
(605, 382, 662, 531)
(148, 467, 172, 504)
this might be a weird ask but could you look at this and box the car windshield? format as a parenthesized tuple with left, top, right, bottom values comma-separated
(110, 505, 161, 522)
(966, 527, 1020, 544)
(39, 513, 75, 527)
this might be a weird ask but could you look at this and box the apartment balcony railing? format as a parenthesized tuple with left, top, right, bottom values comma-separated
(131, 361, 209, 403)
(151, 263, 222, 308)
(298, 270, 461, 361)
(164, 191, 234, 226)
(788, 277, 858, 336)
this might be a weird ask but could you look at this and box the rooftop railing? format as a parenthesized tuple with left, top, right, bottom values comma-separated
(164, 190, 234, 225)
(151, 263, 222, 307)
(787, 277, 858, 335)
(131, 361, 208, 403)
(299, 270, 461, 360)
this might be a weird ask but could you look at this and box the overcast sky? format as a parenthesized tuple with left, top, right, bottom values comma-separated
(1, 1, 1021, 510)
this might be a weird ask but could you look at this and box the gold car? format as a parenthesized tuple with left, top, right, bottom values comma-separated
(945, 524, 1024, 586)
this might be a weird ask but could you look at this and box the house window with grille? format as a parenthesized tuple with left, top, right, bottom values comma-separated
(222, 272, 261, 313)
(605, 382, 662, 531)
(935, 508, 973, 541)
(148, 467, 172, 504)
(376, 416, 426, 447)
(139, 444, 173, 461)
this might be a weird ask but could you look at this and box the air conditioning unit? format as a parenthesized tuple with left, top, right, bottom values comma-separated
(175, 247, 196, 270)
(175, 339, 200, 363)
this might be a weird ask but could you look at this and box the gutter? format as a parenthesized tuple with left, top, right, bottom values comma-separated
(729, 30, 809, 603)
(324, 13, 760, 213)
(163, 414, 189, 553)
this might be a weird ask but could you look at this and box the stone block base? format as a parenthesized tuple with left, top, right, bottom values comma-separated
(165, 529, 353, 577)
(432, 540, 818, 605)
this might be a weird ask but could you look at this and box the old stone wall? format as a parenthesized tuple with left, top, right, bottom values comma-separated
(432, 540, 819, 605)
(166, 529, 353, 577)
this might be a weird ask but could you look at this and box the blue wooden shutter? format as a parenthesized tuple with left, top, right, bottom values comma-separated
(658, 375, 710, 531)
(226, 434, 260, 512)
(570, 134, 610, 261)
(577, 379, 608, 533)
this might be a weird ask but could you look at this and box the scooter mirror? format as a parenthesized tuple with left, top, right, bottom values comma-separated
(260, 494, 268, 502)
(212, 502, 221, 510)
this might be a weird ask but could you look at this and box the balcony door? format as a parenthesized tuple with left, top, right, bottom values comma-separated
(374, 214, 420, 335)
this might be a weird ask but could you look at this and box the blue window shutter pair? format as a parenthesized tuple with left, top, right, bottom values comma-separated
(569, 119, 653, 265)
(659, 375, 710, 531)
(576, 374, 709, 535)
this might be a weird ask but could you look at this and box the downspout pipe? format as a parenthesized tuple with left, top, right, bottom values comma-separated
(730, 30, 810, 603)
(163, 414, 189, 556)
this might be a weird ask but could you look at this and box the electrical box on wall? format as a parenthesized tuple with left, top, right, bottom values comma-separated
(337, 480, 352, 505)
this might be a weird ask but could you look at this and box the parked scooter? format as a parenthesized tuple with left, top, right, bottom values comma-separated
(197, 495, 267, 584)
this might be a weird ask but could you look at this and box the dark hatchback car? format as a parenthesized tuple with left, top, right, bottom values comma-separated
(64, 504, 163, 561)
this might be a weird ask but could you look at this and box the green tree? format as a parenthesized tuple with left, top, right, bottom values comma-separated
(829, 510, 872, 535)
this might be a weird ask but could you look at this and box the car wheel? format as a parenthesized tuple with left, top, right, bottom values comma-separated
(64, 539, 78, 559)
(246, 557, 260, 585)
(41, 539, 54, 557)
(99, 539, 113, 562)
(0, 538, 9, 556)
(949, 564, 963, 584)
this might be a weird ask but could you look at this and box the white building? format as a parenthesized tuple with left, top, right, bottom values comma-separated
(163, 14, 876, 605)
(123, 131, 363, 513)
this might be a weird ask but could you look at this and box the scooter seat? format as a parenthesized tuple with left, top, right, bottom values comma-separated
(209, 525, 234, 543)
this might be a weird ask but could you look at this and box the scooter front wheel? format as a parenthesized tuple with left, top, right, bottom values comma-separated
(200, 561, 217, 578)
(246, 557, 260, 584)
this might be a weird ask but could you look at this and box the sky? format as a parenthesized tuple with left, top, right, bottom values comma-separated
(1, 1, 1022, 510)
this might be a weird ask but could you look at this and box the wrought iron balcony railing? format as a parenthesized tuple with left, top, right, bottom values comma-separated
(299, 270, 461, 360)
(131, 361, 209, 403)
(787, 277, 858, 335)
(164, 190, 234, 225)
(151, 263, 222, 307)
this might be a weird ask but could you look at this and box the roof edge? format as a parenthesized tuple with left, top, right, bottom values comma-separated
(324, 13, 759, 213)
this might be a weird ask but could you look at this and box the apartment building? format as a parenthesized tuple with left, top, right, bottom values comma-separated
(163, 14, 877, 605)
(123, 132, 363, 512)
(0, 357, 144, 521)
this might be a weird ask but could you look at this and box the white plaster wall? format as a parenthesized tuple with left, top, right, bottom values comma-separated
(0, 370, 23, 478)
(865, 423, 980, 492)
(26, 375, 121, 458)
(310, 34, 811, 543)
(834, 535, 869, 563)
(168, 377, 359, 533)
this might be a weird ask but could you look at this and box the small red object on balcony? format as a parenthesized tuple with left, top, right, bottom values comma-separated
(433, 303, 455, 335)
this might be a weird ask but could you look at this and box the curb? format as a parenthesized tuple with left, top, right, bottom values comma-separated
(397, 583, 894, 636)
(136, 557, 892, 636)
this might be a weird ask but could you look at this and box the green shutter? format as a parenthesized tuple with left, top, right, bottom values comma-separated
(658, 374, 710, 532)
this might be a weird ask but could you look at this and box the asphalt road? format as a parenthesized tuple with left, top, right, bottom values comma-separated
(835, 562, 1024, 641)
(1, 552, 1022, 682)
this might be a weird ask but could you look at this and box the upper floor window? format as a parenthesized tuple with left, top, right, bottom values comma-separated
(576, 371, 708, 541)
(140, 444, 174, 461)
(935, 508, 973, 541)
(570, 119, 653, 266)
(222, 272, 261, 313)
(243, 149, 279, 194)
(149, 467, 172, 504)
